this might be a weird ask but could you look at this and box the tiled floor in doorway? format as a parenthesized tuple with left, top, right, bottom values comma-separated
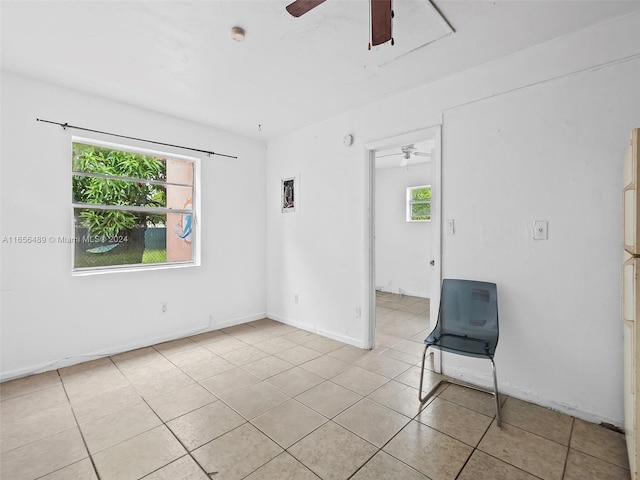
(0, 292, 630, 479)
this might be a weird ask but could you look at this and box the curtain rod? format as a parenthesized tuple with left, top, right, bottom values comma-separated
(36, 118, 238, 159)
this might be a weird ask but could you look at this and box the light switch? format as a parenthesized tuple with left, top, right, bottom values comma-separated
(533, 220, 548, 240)
(446, 219, 455, 235)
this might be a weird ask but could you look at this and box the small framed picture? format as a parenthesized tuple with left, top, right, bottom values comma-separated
(281, 176, 296, 213)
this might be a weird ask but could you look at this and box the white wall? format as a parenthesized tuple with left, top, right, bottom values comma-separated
(266, 12, 640, 425)
(375, 163, 431, 297)
(265, 128, 366, 346)
(440, 56, 639, 425)
(0, 72, 267, 380)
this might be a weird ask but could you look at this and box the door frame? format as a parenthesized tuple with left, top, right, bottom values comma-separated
(363, 125, 442, 350)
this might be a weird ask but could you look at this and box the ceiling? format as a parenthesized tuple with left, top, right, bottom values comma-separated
(2, 1, 639, 140)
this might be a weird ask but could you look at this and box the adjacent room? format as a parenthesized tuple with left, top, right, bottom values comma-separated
(1, 1, 639, 479)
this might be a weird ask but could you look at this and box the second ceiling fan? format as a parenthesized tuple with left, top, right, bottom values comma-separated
(285, 0, 394, 48)
(378, 145, 431, 166)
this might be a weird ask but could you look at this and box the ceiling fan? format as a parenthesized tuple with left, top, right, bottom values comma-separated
(377, 145, 431, 166)
(285, 0, 394, 48)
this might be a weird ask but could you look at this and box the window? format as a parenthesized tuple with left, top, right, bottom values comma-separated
(72, 138, 198, 273)
(406, 185, 431, 222)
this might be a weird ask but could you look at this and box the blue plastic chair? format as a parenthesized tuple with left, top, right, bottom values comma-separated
(418, 279, 501, 427)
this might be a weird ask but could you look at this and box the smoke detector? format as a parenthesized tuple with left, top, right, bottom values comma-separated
(231, 26, 245, 42)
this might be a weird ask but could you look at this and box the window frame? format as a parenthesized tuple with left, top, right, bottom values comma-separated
(71, 136, 201, 275)
(406, 184, 432, 222)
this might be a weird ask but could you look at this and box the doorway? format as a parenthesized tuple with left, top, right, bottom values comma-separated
(364, 127, 442, 350)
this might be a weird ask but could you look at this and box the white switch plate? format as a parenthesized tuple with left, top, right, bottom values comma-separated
(446, 219, 455, 235)
(533, 220, 548, 240)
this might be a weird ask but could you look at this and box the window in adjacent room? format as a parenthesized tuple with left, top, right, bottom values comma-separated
(71, 138, 199, 273)
(406, 185, 431, 222)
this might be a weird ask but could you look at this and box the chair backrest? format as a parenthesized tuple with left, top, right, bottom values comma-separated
(435, 279, 499, 355)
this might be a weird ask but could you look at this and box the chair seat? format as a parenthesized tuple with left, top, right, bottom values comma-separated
(424, 333, 496, 358)
(425, 332, 496, 359)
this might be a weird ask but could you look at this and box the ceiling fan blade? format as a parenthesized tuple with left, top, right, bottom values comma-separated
(412, 152, 431, 157)
(371, 0, 392, 46)
(400, 156, 409, 167)
(286, 0, 327, 17)
(376, 152, 402, 159)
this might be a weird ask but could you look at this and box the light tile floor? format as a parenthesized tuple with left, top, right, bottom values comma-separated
(0, 292, 630, 479)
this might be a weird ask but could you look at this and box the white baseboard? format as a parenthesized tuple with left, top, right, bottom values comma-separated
(375, 286, 429, 298)
(0, 312, 267, 382)
(266, 313, 367, 349)
(443, 364, 622, 428)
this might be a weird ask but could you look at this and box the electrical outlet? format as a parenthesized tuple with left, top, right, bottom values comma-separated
(355, 307, 361, 318)
(533, 220, 548, 240)
(294, 294, 299, 304)
(161, 302, 167, 313)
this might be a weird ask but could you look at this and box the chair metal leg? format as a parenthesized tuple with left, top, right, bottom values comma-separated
(418, 345, 448, 405)
(490, 358, 501, 428)
(419, 346, 501, 429)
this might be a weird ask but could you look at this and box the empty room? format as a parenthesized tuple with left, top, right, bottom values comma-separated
(1, 1, 639, 479)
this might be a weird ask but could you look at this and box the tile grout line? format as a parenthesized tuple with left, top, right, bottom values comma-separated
(402, 306, 594, 479)
(105, 354, 213, 479)
(342, 384, 439, 479)
(452, 396, 500, 480)
(3, 308, 601, 480)
(7, 306, 448, 479)
(154, 333, 341, 478)
(126, 307, 426, 478)
(54, 368, 103, 480)
(138, 394, 215, 479)
(211, 323, 419, 479)
(95, 335, 382, 476)
(111, 340, 278, 479)
(560, 417, 576, 479)
(279, 418, 378, 480)
(393, 383, 565, 479)
(467, 396, 578, 479)
(145, 330, 302, 471)
(335, 301, 434, 478)
(10, 305, 607, 480)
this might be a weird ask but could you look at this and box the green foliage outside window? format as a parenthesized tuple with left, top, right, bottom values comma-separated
(72, 142, 170, 268)
(72, 144, 167, 236)
(408, 185, 431, 221)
